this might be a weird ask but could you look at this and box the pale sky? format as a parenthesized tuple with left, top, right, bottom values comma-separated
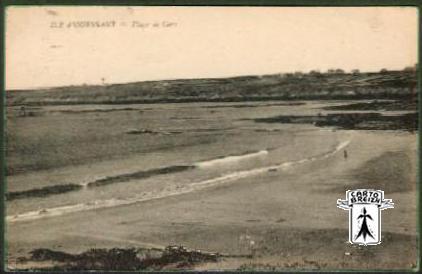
(5, 6, 419, 90)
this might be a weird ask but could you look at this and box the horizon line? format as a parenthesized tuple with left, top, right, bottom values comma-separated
(6, 65, 417, 92)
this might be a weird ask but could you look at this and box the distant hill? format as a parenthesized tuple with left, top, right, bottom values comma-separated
(6, 70, 418, 106)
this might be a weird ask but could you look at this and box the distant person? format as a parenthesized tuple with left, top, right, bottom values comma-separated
(344, 150, 348, 159)
(19, 106, 26, 117)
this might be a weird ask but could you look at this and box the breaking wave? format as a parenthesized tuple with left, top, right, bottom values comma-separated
(6, 165, 195, 201)
(7, 140, 350, 223)
(195, 150, 269, 168)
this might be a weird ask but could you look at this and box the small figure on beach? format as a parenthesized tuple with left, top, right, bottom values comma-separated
(19, 106, 26, 117)
(344, 150, 348, 159)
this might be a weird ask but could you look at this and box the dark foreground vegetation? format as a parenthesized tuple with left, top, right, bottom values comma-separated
(7, 69, 417, 106)
(254, 112, 418, 132)
(17, 246, 220, 270)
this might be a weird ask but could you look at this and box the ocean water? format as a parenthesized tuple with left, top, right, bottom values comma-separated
(6, 101, 373, 221)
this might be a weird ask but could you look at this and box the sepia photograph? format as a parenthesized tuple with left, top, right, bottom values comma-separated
(3, 5, 419, 271)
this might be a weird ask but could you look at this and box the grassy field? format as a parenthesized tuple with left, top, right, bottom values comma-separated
(7, 70, 417, 106)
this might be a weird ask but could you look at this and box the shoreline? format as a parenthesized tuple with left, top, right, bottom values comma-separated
(6, 129, 417, 270)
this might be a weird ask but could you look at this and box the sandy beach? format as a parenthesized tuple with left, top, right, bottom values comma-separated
(5, 101, 417, 270)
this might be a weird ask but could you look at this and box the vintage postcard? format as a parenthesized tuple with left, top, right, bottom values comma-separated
(3, 5, 419, 271)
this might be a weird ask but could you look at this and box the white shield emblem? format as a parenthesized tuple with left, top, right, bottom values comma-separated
(337, 189, 394, 245)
